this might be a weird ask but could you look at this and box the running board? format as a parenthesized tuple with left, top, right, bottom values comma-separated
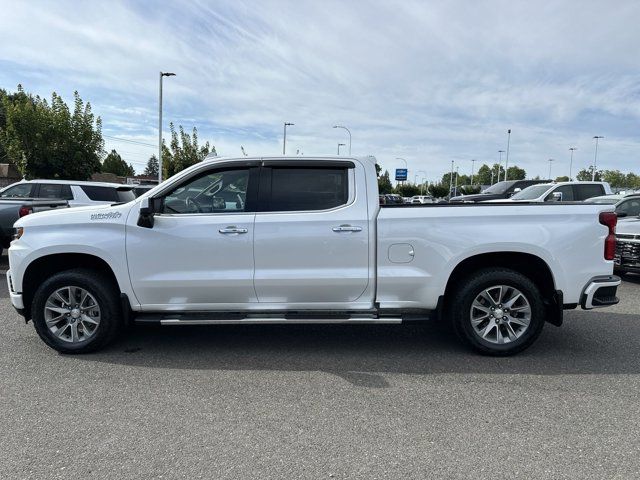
(134, 311, 403, 325)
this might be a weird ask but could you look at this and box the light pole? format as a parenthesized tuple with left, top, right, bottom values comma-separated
(283, 122, 294, 155)
(548, 158, 554, 180)
(333, 125, 351, 155)
(158, 71, 175, 183)
(337, 143, 346, 155)
(497, 150, 505, 182)
(592, 136, 604, 181)
(504, 129, 511, 180)
(470, 159, 476, 185)
(449, 160, 454, 196)
(568, 147, 577, 180)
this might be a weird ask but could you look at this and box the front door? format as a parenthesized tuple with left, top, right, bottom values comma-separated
(126, 163, 259, 310)
(252, 162, 370, 306)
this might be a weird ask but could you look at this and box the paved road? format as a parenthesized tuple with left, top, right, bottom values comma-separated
(1, 253, 639, 479)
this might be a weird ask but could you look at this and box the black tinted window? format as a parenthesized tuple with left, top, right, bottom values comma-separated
(268, 168, 348, 211)
(575, 184, 604, 201)
(80, 185, 135, 202)
(617, 198, 640, 217)
(38, 183, 73, 199)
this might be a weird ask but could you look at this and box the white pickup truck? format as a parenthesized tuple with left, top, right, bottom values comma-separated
(7, 156, 621, 356)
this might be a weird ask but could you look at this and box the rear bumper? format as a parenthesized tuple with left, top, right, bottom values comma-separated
(580, 275, 621, 309)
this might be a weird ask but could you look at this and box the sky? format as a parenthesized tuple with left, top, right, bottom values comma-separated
(1, 0, 639, 181)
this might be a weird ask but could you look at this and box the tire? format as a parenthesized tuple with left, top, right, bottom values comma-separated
(449, 268, 545, 356)
(31, 268, 122, 354)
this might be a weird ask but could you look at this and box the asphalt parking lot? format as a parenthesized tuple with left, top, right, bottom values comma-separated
(1, 255, 639, 480)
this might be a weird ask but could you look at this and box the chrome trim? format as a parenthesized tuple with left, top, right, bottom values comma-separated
(160, 317, 402, 325)
(581, 276, 621, 309)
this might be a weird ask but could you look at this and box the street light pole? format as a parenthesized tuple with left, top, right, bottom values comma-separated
(497, 150, 505, 182)
(568, 147, 577, 180)
(592, 136, 604, 181)
(337, 143, 346, 155)
(283, 122, 294, 155)
(470, 159, 476, 185)
(548, 158, 554, 180)
(449, 160, 454, 196)
(158, 71, 175, 183)
(504, 129, 511, 181)
(333, 125, 351, 155)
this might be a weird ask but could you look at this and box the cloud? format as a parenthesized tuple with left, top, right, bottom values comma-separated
(1, 0, 639, 179)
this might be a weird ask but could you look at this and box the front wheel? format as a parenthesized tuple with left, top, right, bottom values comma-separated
(449, 268, 545, 356)
(31, 269, 122, 354)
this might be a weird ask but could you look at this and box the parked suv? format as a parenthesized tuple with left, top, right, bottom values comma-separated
(0, 180, 136, 207)
(615, 217, 640, 274)
(449, 179, 550, 203)
(503, 182, 611, 202)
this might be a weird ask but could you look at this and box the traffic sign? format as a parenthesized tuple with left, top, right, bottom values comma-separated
(395, 168, 408, 181)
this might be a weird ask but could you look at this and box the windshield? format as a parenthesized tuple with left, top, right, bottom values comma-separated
(481, 181, 514, 195)
(511, 184, 552, 200)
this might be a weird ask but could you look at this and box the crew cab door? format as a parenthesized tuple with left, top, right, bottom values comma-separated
(126, 162, 259, 309)
(253, 160, 371, 306)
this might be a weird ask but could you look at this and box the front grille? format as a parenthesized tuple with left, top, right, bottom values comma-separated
(616, 240, 640, 268)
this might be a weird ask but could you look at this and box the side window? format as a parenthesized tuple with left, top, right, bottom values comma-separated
(162, 168, 250, 214)
(546, 185, 574, 201)
(617, 199, 640, 217)
(575, 184, 604, 201)
(80, 186, 119, 202)
(267, 167, 348, 212)
(38, 184, 63, 199)
(60, 185, 74, 200)
(0, 183, 33, 198)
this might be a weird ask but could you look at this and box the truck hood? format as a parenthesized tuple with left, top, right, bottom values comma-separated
(616, 217, 640, 235)
(15, 202, 133, 228)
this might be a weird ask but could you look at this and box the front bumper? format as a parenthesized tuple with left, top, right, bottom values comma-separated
(580, 275, 621, 309)
(6, 270, 24, 311)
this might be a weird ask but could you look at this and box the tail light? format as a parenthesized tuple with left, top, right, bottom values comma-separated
(18, 206, 32, 217)
(599, 211, 617, 260)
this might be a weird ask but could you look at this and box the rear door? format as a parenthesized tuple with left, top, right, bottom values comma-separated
(253, 160, 370, 306)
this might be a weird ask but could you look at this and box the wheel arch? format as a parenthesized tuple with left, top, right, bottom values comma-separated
(21, 253, 121, 319)
(442, 251, 561, 326)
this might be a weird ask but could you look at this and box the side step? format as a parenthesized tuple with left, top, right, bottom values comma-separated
(134, 311, 403, 325)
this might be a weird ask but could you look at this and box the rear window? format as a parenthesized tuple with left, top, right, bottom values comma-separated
(574, 184, 604, 201)
(268, 168, 348, 211)
(80, 185, 135, 203)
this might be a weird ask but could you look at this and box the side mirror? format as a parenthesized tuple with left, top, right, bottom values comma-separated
(513, 187, 522, 194)
(137, 197, 160, 228)
(551, 192, 563, 202)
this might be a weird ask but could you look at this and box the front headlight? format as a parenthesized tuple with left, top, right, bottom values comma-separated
(13, 227, 24, 240)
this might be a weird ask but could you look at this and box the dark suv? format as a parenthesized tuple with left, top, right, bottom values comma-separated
(449, 179, 551, 203)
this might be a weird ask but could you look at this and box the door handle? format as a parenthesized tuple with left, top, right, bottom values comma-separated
(332, 225, 362, 233)
(219, 226, 248, 234)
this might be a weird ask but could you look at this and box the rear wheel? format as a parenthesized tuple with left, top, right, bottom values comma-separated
(32, 269, 122, 353)
(449, 268, 545, 356)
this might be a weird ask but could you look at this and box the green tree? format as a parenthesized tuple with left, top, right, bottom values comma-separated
(378, 170, 393, 194)
(626, 173, 640, 189)
(0, 86, 103, 179)
(506, 165, 526, 180)
(143, 155, 159, 177)
(394, 183, 421, 197)
(427, 183, 449, 198)
(555, 176, 570, 182)
(102, 149, 134, 177)
(601, 170, 626, 188)
(576, 167, 601, 181)
(162, 123, 215, 178)
(375, 163, 382, 177)
(474, 164, 493, 185)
